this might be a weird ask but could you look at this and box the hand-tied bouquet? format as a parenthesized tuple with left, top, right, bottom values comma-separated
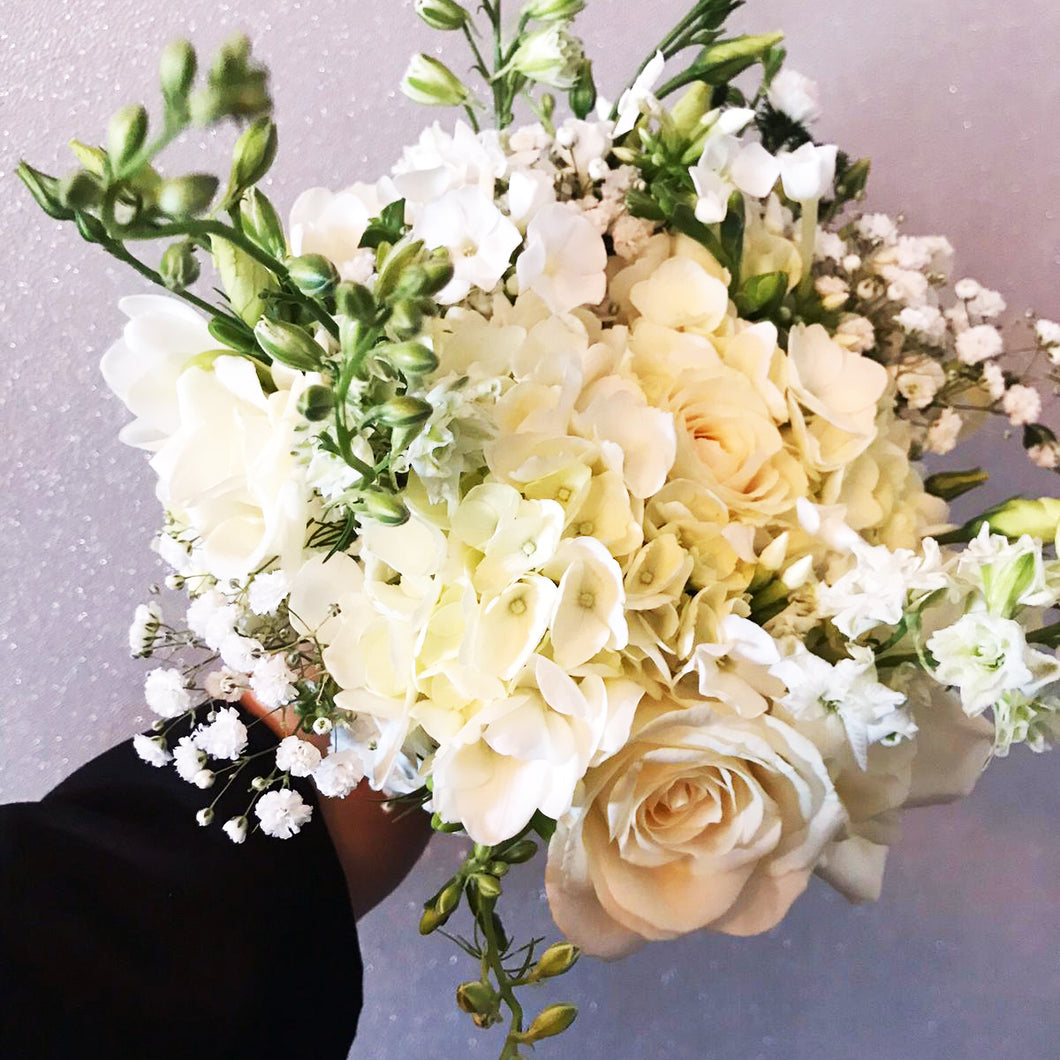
(21, 0, 1060, 1054)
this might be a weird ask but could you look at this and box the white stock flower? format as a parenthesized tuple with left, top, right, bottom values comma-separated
(250, 654, 298, 709)
(413, 186, 522, 303)
(133, 733, 172, 768)
(313, 750, 367, 798)
(545, 699, 843, 957)
(248, 571, 291, 616)
(100, 296, 216, 451)
(128, 602, 163, 657)
(144, 667, 192, 719)
(927, 612, 1059, 717)
(254, 789, 313, 839)
(172, 736, 207, 783)
(767, 69, 821, 123)
(275, 735, 322, 778)
(515, 203, 607, 314)
(193, 706, 249, 761)
(778, 143, 837, 202)
(613, 50, 665, 137)
(690, 136, 779, 223)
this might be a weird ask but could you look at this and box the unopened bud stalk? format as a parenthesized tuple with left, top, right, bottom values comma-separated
(401, 54, 472, 107)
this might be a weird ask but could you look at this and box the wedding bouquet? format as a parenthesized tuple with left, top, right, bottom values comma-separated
(20, 0, 1060, 1054)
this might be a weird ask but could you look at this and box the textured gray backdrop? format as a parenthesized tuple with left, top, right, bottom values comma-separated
(1, 1, 1057, 1057)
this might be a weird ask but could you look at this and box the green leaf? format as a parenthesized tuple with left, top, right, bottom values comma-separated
(735, 271, 788, 319)
(530, 811, 557, 841)
(671, 203, 731, 272)
(719, 190, 744, 280)
(211, 235, 277, 326)
(359, 199, 409, 250)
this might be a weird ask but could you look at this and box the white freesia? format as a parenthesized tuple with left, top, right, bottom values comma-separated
(516, 203, 607, 314)
(546, 696, 844, 957)
(413, 186, 522, 303)
(613, 50, 665, 136)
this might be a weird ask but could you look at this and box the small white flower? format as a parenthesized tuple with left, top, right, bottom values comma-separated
(925, 407, 962, 455)
(203, 667, 246, 703)
(219, 633, 263, 674)
(815, 275, 849, 310)
(250, 654, 298, 710)
(1029, 443, 1059, 469)
(128, 602, 163, 658)
(955, 324, 1003, 365)
(516, 202, 607, 314)
(172, 735, 207, 783)
(247, 571, 292, 615)
(312, 716, 333, 736)
(954, 278, 981, 300)
(275, 735, 322, 778)
(816, 230, 845, 262)
(193, 769, 215, 790)
(835, 316, 876, 353)
(613, 50, 665, 137)
(896, 305, 947, 345)
(1002, 384, 1041, 427)
(895, 356, 946, 410)
(196, 808, 214, 827)
(767, 69, 820, 124)
(982, 362, 1006, 402)
(222, 816, 248, 844)
(255, 789, 313, 839)
(856, 213, 898, 244)
(779, 143, 837, 202)
(193, 706, 249, 761)
(313, 750, 367, 798)
(967, 288, 1006, 320)
(186, 590, 240, 650)
(1035, 318, 1060, 347)
(133, 733, 172, 768)
(144, 668, 193, 719)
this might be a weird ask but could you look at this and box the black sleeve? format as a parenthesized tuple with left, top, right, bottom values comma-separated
(0, 712, 361, 1059)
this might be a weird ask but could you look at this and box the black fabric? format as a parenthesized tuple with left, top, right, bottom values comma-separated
(0, 711, 361, 1058)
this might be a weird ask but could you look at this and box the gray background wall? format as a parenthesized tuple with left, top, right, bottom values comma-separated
(1, 1, 1057, 1057)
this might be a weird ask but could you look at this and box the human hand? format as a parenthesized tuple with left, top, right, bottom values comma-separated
(241, 693, 433, 920)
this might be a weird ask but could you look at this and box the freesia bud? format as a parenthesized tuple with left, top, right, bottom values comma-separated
(58, 170, 102, 210)
(107, 104, 149, 173)
(160, 242, 201, 291)
(401, 54, 472, 107)
(470, 872, 502, 899)
(335, 282, 377, 320)
(415, 0, 470, 30)
(522, 0, 586, 21)
(298, 384, 336, 422)
(229, 117, 278, 194)
(456, 981, 499, 1019)
(240, 187, 287, 258)
(208, 316, 258, 354)
(924, 468, 989, 502)
(160, 39, 197, 104)
(360, 491, 410, 526)
(499, 838, 538, 863)
(569, 60, 596, 119)
(158, 174, 219, 217)
(383, 340, 439, 376)
(529, 942, 579, 981)
(17, 162, 73, 220)
(521, 1003, 578, 1043)
(287, 253, 340, 298)
(75, 211, 109, 245)
(981, 497, 1060, 541)
(509, 25, 585, 89)
(254, 318, 326, 371)
(377, 395, 433, 428)
(386, 299, 425, 341)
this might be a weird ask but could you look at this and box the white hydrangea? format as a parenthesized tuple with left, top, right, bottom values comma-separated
(275, 735, 322, 778)
(1002, 384, 1041, 427)
(313, 750, 367, 798)
(955, 324, 1003, 365)
(193, 706, 249, 761)
(133, 733, 172, 768)
(250, 654, 298, 710)
(247, 571, 292, 616)
(144, 667, 193, 719)
(255, 789, 313, 839)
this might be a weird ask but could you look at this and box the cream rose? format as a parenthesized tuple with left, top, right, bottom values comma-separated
(545, 697, 844, 957)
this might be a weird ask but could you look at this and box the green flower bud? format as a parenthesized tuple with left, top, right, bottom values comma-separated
(418, 905, 445, 935)
(569, 61, 596, 120)
(429, 811, 465, 833)
(240, 187, 287, 258)
(254, 318, 326, 371)
(401, 54, 472, 107)
(229, 117, 278, 194)
(421, 253, 456, 295)
(521, 1004, 578, 1043)
(383, 340, 439, 376)
(287, 253, 340, 298)
(158, 174, 219, 217)
(58, 170, 102, 210)
(75, 211, 109, 245)
(470, 872, 502, 899)
(376, 238, 427, 299)
(297, 384, 336, 422)
(924, 468, 990, 502)
(982, 497, 1060, 541)
(415, 0, 470, 30)
(529, 942, 579, 981)
(509, 25, 585, 89)
(521, 0, 585, 20)
(335, 282, 377, 321)
(485, 860, 509, 877)
(107, 104, 149, 173)
(160, 39, 197, 104)
(360, 490, 410, 526)
(499, 838, 538, 863)
(208, 315, 258, 354)
(68, 139, 107, 178)
(377, 395, 433, 428)
(456, 981, 499, 1019)
(160, 242, 201, 291)
(386, 300, 425, 341)
(691, 32, 785, 86)
(436, 879, 463, 916)
(669, 82, 713, 140)
(17, 162, 73, 220)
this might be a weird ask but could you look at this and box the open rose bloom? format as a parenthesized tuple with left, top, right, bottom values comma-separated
(24, 2, 1060, 1054)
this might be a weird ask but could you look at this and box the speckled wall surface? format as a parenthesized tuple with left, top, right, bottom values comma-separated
(1, 1, 1057, 1057)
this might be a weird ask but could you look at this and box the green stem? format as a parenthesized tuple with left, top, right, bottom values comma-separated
(797, 196, 819, 298)
(105, 240, 224, 319)
(481, 907, 524, 1059)
(1028, 621, 1060, 646)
